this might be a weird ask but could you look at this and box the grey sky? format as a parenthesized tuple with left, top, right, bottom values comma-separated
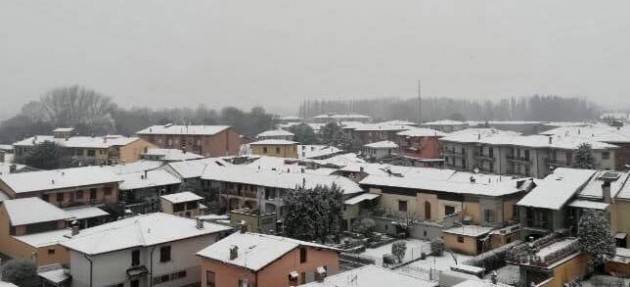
(1, 0, 629, 118)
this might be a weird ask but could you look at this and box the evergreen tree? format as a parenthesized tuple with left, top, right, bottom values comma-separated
(575, 143, 595, 169)
(1, 259, 39, 287)
(288, 123, 318, 144)
(283, 184, 344, 242)
(577, 209, 616, 272)
(18, 141, 65, 170)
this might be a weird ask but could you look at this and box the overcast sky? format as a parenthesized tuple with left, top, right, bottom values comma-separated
(1, 0, 629, 117)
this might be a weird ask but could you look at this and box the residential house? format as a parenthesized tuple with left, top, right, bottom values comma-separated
(160, 191, 205, 218)
(0, 166, 121, 207)
(249, 140, 299, 159)
(347, 123, 408, 146)
(256, 129, 295, 141)
(61, 213, 232, 287)
(361, 141, 398, 161)
(0, 144, 13, 162)
(116, 168, 182, 214)
(396, 127, 446, 167)
(136, 124, 241, 157)
(13, 129, 156, 165)
(0, 198, 73, 266)
(197, 231, 339, 287)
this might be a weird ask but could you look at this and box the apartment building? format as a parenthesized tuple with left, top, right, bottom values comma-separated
(61, 213, 232, 287)
(0, 166, 121, 207)
(396, 127, 446, 166)
(137, 124, 241, 157)
(13, 128, 155, 165)
(197, 231, 339, 287)
(347, 123, 408, 146)
(299, 264, 437, 287)
(360, 141, 398, 161)
(441, 128, 619, 178)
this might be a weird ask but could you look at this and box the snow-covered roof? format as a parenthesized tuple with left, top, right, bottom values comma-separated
(143, 148, 203, 161)
(277, 115, 301, 121)
(167, 157, 231, 179)
(378, 120, 418, 126)
(136, 125, 230, 136)
(298, 145, 342, 160)
(249, 139, 298, 145)
(61, 213, 232, 255)
(64, 206, 109, 220)
(13, 229, 71, 248)
(0, 162, 26, 177)
(578, 170, 629, 200)
(196, 232, 337, 272)
(440, 129, 520, 143)
(300, 264, 437, 287)
(612, 248, 630, 264)
(453, 280, 510, 287)
(567, 200, 609, 210)
(423, 120, 468, 126)
(118, 168, 181, 190)
(397, 127, 447, 137)
(202, 165, 363, 195)
(106, 160, 164, 175)
(53, 127, 75, 133)
(13, 135, 140, 149)
(0, 166, 121, 195)
(360, 172, 532, 197)
(160, 191, 203, 203)
(344, 193, 380, 205)
(0, 144, 13, 151)
(38, 268, 70, 285)
(443, 225, 494, 237)
(256, 129, 294, 138)
(517, 168, 596, 210)
(364, 141, 398, 149)
(478, 134, 619, 150)
(354, 124, 409, 132)
(2, 198, 71, 226)
(0, 282, 18, 287)
(536, 238, 579, 261)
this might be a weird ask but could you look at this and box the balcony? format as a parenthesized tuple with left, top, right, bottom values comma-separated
(443, 151, 464, 157)
(473, 152, 494, 161)
(506, 155, 531, 164)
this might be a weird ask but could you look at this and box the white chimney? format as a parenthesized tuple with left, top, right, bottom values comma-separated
(196, 217, 204, 229)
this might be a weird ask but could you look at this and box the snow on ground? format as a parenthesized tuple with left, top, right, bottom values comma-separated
(483, 264, 520, 285)
(406, 252, 472, 272)
(582, 275, 630, 287)
(360, 239, 431, 266)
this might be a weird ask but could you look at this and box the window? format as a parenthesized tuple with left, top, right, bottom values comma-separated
(301, 272, 306, 284)
(87, 150, 96, 157)
(185, 202, 198, 210)
(56, 193, 64, 202)
(173, 203, 185, 212)
(90, 188, 97, 200)
(48, 248, 55, 255)
(42, 194, 50, 202)
(76, 190, 84, 200)
(206, 271, 216, 287)
(132, 249, 140, 266)
(300, 247, 307, 263)
(602, 152, 610, 160)
(130, 280, 139, 287)
(160, 246, 171, 262)
(263, 147, 268, 153)
(398, 200, 408, 212)
(445, 206, 455, 216)
(457, 236, 465, 243)
(104, 186, 113, 196)
(484, 209, 495, 224)
(276, 147, 281, 154)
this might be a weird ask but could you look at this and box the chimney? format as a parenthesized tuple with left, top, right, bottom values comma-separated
(9, 164, 16, 173)
(71, 225, 80, 236)
(196, 217, 204, 229)
(143, 170, 148, 179)
(229, 245, 239, 260)
(602, 181, 612, 203)
(490, 271, 498, 284)
(302, 177, 306, 187)
(548, 136, 552, 145)
(359, 166, 364, 173)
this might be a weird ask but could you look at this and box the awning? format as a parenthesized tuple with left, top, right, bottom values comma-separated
(615, 233, 628, 240)
(289, 271, 299, 279)
(344, 193, 380, 205)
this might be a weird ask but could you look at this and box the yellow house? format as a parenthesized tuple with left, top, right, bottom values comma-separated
(250, 140, 299, 158)
(0, 198, 72, 266)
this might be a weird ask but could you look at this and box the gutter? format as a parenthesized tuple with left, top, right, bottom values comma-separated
(83, 253, 94, 287)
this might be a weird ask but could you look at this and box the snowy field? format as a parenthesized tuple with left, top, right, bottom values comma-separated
(359, 239, 431, 266)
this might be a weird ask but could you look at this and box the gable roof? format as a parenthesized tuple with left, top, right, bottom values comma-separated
(517, 168, 596, 210)
(256, 129, 294, 138)
(160, 191, 203, 203)
(249, 139, 298, 145)
(61, 213, 231, 255)
(117, 169, 181, 191)
(2, 198, 71, 226)
(364, 141, 398, 149)
(13, 135, 140, 149)
(397, 127, 446, 137)
(0, 166, 121, 195)
(197, 232, 337, 272)
(136, 125, 230, 136)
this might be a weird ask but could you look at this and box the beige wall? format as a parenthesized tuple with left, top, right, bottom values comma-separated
(611, 199, 630, 245)
(542, 254, 588, 287)
(118, 138, 156, 163)
(251, 144, 298, 159)
(200, 246, 338, 287)
(443, 232, 479, 255)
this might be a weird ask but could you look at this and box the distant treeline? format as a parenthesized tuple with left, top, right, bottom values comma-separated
(298, 95, 600, 122)
(0, 85, 276, 144)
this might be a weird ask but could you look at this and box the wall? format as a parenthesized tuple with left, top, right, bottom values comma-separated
(611, 199, 630, 247)
(442, 232, 479, 255)
(119, 139, 156, 163)
(205, 128, 241, 157)
(200, 259, 255, 287)
(545, 253, 588, 287)
(257, 247, 339, 287)
(251, 144, 298, 158)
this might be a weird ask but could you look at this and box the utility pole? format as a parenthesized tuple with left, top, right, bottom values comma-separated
(417, 80, 422, 124)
